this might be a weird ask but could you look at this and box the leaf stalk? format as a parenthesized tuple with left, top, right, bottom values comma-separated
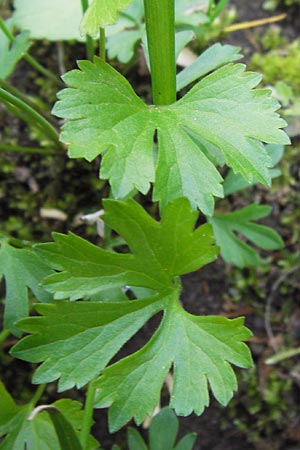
(80, 0, 95, 61)
(0, 88, 59, 144)
(80, 379, 97, 449)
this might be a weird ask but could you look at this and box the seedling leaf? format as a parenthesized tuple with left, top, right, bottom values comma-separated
(53, 57, 289, 214)
(174, 433, 197, 450)
(149, 408, 178, 450)
(127, 428, 148, 450)
(211, 203, 284, 267)
(0, 23, 31, 80)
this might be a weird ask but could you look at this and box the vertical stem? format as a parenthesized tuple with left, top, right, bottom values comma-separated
(0, 329, 10, 344)
(81, 380, 97, 449)
(99, 27, 106, 61)
(207, 0, 215, 17)
(143, 0, 176, 105)
(80, 0, 95, 60)
(30, 384, 46, 406)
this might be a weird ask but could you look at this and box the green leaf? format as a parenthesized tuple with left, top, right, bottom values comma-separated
(174, 433, 197, 450)
(223, 144, 285, 195)
(0, 238, 53, 336)
(53, 57, 289, 215)
(11, 296, 165, 391)
(0, 22, 31, 80)
(0, 384, 96, 450)
(106, 0, 144, 63)
(12, 199, 251, 431)
(94, 301, 252, 431)
(0, 382, 19, 430)
(0, 384, 58, 450)
(35, 198, 218, 300)
(81, 0, 133, 36)
(176, 43, 242, 91)
(12, 0, 85, 41)
(107, 29, 144, 63)
(39, 408, 83, 450)
(175, 0, 209, 27)
(211, 203, 284, 267)
(127, 427, 148, 450)
(149, 408, 178, 450)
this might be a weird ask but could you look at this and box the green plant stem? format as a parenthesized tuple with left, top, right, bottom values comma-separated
(207, 0, 215, 16)
(30, 384, 46, 406)
(99, 27, 106, 61)
(1, 97, 33, 124)
(0, 144, 57, 155)
(0, 329, 10, 344)
(80, 0, 95, 60)
(81, 380, 97, 449)
(24, 54, 63, 86)
(0, 78, 56, 124)
(0, 88, 59, 143)
(143, 0, 176, 105)
(210, 0, 230, 22)
(0, 18, 62, 86)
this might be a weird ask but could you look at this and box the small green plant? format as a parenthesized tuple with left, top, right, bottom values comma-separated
(0, 0, 290, 448)
(123, 407, 197, 450)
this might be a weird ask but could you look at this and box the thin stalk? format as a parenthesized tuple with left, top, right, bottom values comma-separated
(80, 0, 95, 60)
(0, 78, 56, 124)
(99, 27, 106, 61)
(0, 18, 62, 86)
(0, 88, 59, 143)
(1, 97, 36, 124)
(143, 0, 176, 105)
(0, 144, 57, 155)
(81, 380, 97, 449)
(210, 0, 230, 22)
(0, 329, 10, 344)
(24, 54, 62, 86)
(30, 384, 46, 407)
(207, 0, 215, 17)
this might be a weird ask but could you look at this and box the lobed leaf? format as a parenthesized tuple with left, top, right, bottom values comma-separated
(0, 23, 31, 80)
(211, 203, 284, 267)
(176, 42, 242, 91)
(53, 57, 289, 215)
(81, 0, 133, 36)
(94, 300, 252, 431)
(35, 198, 218, 300)
(12, 199, 251, 431)
(0, 238, 53, 336)
(223, 143, 285, 195)
(12, 296, 164, 391)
